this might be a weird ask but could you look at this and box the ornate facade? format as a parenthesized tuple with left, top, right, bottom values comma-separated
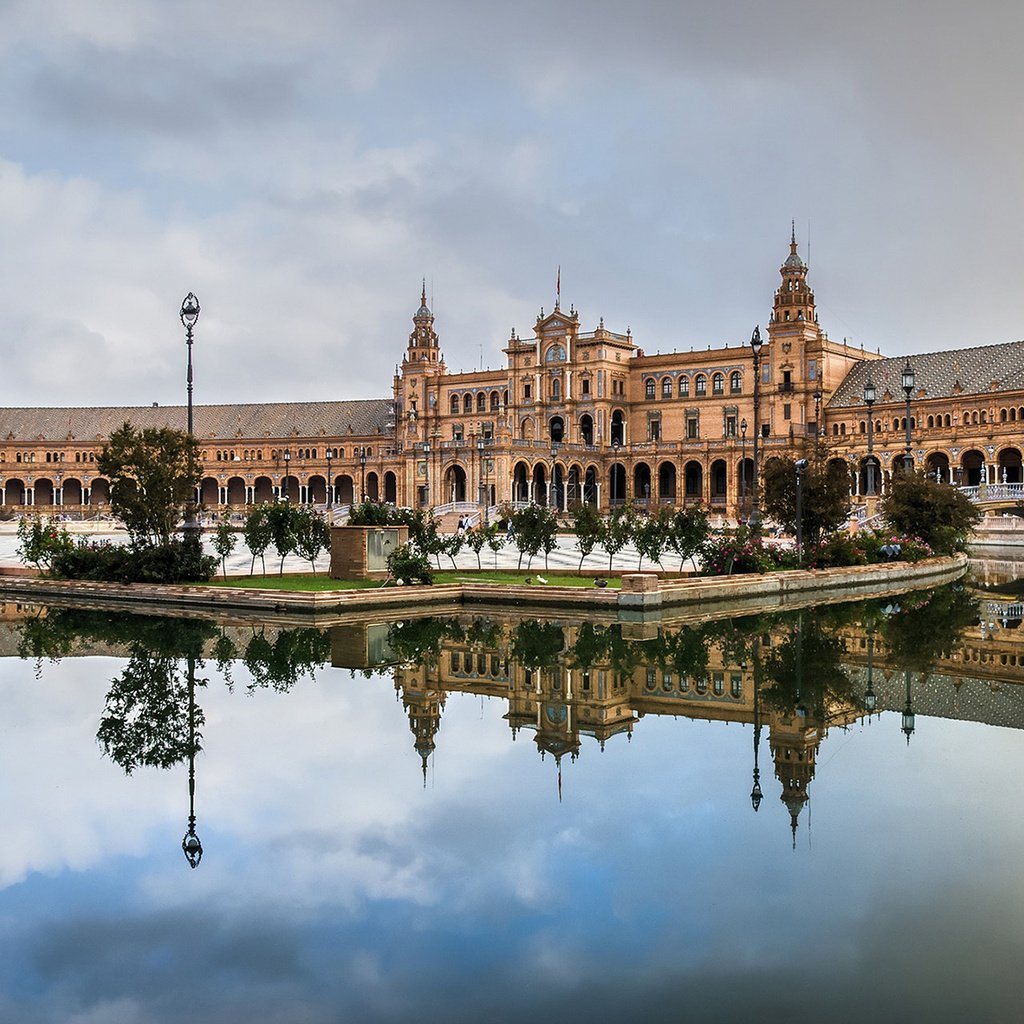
(0, 231, 1020, 518)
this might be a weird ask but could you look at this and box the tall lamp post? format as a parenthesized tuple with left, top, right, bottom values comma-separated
(863, 378, 877, 496)
(749, 326, 764, 537)
(422, 441, 430, 508)
(740, 417, 747, 516)
(180, 293, 200, 536)
(795, 459, 807, 564)
(901, 670, 916, 744)
(359, 446, 368, 503)
(812, 390, 823, 435)
(282, 449, 291, 502)
(325, 448, 334, 509)
(477, 437, 489, 525)
(901, 360, 916, 473)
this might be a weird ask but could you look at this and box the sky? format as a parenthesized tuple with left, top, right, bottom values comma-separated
(0, 0, 1021, 409)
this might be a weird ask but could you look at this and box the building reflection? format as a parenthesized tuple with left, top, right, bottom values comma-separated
(7, 580, 1024, 843)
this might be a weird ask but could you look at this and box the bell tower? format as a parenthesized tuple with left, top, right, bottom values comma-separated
(403, 281, 444, 370)
(396, 282, 446, 445)
(771, 224, 817, 328)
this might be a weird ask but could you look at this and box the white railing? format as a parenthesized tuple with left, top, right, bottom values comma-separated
(958, 483, 1024, 503)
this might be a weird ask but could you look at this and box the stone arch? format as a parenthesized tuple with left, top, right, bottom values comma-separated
(532, 463, 548, 505)
(684, 460, 703, 502)
(337, 475, 354, 505)
(34, 478, 54, 505)
(611, 409, 625, 446)
(609, 463, 626, 504)
(633, 462, 652, 503)
(998, 447, 1022, 484)
(520, 417, 536, 441)
(62, 477, 83, 505)
(4, 478, 25, 505)
(584, 466, 598, 506)
(960, 449, 985, 486)
(710, 459, 727, 504)
(366, 471, 380, 502)
(513, 461, 530, 502)
(924, 451, 950, 484)
(226, 476, 246, 504)
(200, 477, 219, 506)
(550, 415, 565, 443)
(579, 413, 594, 446)
(658, 460, 677, 501)
(384, 471, 397, 503)
(254, 476, 274, 503)
(90, 478, 110, 504)
(444, 464, 466, 503)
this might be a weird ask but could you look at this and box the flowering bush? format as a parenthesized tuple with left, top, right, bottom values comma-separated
(699, 535, 775, 575)
(16, 515, 74, 573)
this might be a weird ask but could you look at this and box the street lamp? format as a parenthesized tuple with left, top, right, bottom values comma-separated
(180, 292, 200, 537)
(325, 448, 334, 509)
(812, 389, 823, 434)
(740, 418, 748, 515)
(477, 437, 489, 525)
(422, 441, 430, 508)
(864, 628, 877, 714)
(901, 359, 916, 473)
(795, 459, 808, 564)
(749, 326, 764, 537)
(282, 449, 291, 502)
(863, 377, 877, 497)
(359, 446, 368, 503)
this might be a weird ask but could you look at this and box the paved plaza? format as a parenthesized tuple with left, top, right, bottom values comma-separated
(0, 522, 700, 577)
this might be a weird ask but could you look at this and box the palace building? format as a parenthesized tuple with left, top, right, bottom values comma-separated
(1, 230, 1021, 518)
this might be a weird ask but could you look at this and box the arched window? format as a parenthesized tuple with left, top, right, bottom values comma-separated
(695, 375, 707, 397)
(678, 377, 689, 398)
(450, 395, 459, 414)
(644, 378, 656, 400)
(490, 391, 500, 411)
(840, 422, 846, 435)
(551, 378, 561, 400)
(730, 371, 742, 394)
(860, 421, 866, 434)
(661, 377, 672, 398)
(476, 393, 486, 413)
(545, 344, 566, 362)
(463, 394, 473, 414)
(712, 373, 724, 395)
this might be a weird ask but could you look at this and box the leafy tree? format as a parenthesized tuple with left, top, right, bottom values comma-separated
(571, 503, 604, 571)
(669, 505, 709, 571)
(880, 472, 982, 554)
(603, 502, 635, 572)
(635, 507, 673, 571)
(16, 514, 73, 573)
(292, 506, 331, 573)
(244, 505, 273, 575)
(213, 513, 236, 578)
(763, 445, 850, 551)
(511, 620, 565, 670)
(464, 523, 501, 569)
(265, 502, 298, 574)
(485, 522, 506, 564)
(386, 542, 434, 584)
(511, 504, 555, 570)
(877, 583, 979, 675)
(98, 422, 201, 546)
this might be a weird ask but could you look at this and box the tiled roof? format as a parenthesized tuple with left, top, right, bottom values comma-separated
(0, 399, 394, 444)
(827, 340, 1024, 408)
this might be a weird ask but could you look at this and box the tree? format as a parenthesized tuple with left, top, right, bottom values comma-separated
(669, 505, 709, 571)
(292, 506, 331, 573)
(571, 503, 604, 571)
(880, 472, 982, 554)
(98, 422, 201, 546)
(762, 445, 850, 551)
(243, 506, 273, 575)
(265, 502, 298, 575)
(213, 513, 236, 578)
(634, 507, 673, 571)
(16, 514, 73, 573)
(603, 502, 635, 572)
(464, 523, 497, 569)
(511, 503, 558, 570)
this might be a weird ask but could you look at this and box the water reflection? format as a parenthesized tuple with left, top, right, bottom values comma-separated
(4, 583, 1024, 1022)
(7, 581, 1013, 853)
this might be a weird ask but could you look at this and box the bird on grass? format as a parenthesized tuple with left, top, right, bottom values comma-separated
(594, 577, 608, 588)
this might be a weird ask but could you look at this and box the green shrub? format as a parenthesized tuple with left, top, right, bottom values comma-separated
(386, 543, 433, 585)
(52, 538, 217, 583)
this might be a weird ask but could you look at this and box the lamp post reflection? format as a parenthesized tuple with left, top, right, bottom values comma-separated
(902, 670, 916, 744)
(749, 644, 762, 812)
(182, 654, 203, 869)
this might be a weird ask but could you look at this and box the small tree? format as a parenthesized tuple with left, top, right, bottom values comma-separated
(265, 502, 298, 575)
(386, 542, 434, 585)
(98, 422, 201, 546)
(511, 503, 558, 570)
(571, 503, 604, 571)
(244, 506, 273, 575)
(464, 524, 491, 569)
(16, 514, 73, 574)
(485, 522, 505, 565)
(603, 502, 635, 572)
(669, 505, 709, 571)
(763, 445, 850, 551)
(440, 530, 464, 570)
(634, 506, 673, 571)
(880, 471, 982, 554)
(213, 513, 236, 578)
(292, 506, 331, 573)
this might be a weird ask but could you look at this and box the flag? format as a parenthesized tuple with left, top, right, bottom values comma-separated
(556, 265, 561, 307)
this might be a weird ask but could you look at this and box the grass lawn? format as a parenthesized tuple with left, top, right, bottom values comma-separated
(206, 570, 620, 591)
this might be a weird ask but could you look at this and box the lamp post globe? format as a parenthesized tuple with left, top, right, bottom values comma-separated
(863, 378, 877, 497)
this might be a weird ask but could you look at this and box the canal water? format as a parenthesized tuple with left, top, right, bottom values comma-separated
(2, 579, 1023, 1023)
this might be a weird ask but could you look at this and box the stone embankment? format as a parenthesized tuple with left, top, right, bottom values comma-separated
(0, 554, 967, 626)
